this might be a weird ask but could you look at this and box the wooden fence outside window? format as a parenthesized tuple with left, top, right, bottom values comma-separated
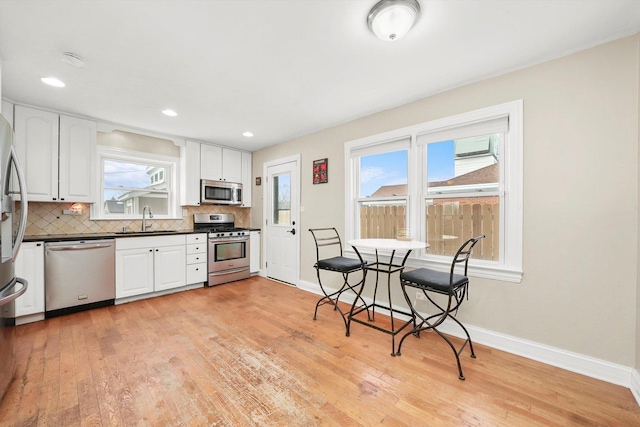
(359, 201, 498, 260)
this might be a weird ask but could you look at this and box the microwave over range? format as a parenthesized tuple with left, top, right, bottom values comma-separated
(201, 179, 242, 205)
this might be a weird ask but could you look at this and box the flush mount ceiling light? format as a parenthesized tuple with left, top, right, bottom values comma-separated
(162, 109, 178, 117)
(367, 0, 421, 42)
(41, 77, 66, 87)
(242, 131, 254, 137)
(61, 52, 85, 68)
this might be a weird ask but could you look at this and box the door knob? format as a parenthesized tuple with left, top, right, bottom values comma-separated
(287, 228, 296, 235)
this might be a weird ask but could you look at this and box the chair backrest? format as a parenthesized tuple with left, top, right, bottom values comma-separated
(309, 228, 343, 262)
(450, 235, 485, 280)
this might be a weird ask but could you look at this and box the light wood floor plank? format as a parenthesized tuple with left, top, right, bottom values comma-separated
(1, 276, 639, 426)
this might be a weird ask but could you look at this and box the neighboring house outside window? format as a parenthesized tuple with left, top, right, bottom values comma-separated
(94, 146, 179, 219)
(345, 101, 523, 282)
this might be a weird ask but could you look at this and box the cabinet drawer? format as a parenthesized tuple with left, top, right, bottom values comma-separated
(187, 243, 207, 255)
(186, 263, 207, 284)
(187, 233, 207, 244)
(186, 253, 206, 265)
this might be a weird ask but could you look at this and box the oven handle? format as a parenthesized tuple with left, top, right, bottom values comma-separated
(208, 237, 250, 245)
(209, 266, 250, 276)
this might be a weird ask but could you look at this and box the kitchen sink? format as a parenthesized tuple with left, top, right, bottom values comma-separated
(115, 230, 178, 235)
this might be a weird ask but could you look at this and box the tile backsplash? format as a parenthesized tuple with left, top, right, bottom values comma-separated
(19, 202, 251, 236)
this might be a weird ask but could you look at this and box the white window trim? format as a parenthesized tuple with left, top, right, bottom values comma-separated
(344, 100, 523, 282)
(91, 146, 181, 220)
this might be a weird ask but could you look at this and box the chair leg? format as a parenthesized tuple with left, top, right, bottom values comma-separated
(314, 268, 369, 334)
(396, 286, 475, 380)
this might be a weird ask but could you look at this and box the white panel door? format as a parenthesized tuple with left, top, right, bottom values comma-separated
(13, 106, 59, 201)
(116, 248, 154, 298)
(265, 159, 299, 285)
(154, 245, 186, 291)
(59, 115, 96, 202)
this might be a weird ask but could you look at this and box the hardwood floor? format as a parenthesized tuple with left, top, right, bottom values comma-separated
(1, 276, 639, 426)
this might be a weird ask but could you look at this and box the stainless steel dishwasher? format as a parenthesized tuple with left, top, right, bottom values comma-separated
(45, 240, 115, 318)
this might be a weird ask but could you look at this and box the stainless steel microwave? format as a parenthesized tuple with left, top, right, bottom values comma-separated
(201, 179, 243, 205)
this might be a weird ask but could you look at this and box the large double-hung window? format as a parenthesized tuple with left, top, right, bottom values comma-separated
(345, 101, 522, 282)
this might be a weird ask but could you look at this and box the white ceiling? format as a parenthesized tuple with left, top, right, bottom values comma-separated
(1, 0, 639, 152)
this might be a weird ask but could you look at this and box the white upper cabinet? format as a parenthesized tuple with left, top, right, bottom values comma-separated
(200, 144, 223, 181)
(200, 144, 243, 183)
(241, 151, 252, 208)
(182, 141, 251, 206)
(59, 115, 96, 202)
(222, 148, 242, 183)
(14, 105, 96, 202)
(14, 106, 59, 201)
(180, 140, 201, 206)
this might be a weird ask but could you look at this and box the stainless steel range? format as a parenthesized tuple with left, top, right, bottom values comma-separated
(194, 213, 250, 286)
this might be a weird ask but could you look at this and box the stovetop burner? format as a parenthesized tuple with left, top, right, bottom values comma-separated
(193, 213, 249, 239)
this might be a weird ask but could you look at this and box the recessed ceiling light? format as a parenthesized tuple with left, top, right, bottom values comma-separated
(162, 109, 178, 117)
(242, 131, 254, 137)
(41, 77, 65, 88)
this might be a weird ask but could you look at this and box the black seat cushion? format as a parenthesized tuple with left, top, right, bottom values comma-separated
(401, 268, 468, 293)
(316, 256, 364, 273)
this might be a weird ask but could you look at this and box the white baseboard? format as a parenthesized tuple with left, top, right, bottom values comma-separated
(298, 279, 639, 405)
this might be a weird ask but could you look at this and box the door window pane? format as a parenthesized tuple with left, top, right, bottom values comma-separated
(273, 173, 291, 225)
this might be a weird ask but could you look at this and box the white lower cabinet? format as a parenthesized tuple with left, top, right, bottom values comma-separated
(116, 235, 186, 299)
(14, 241, 45, 320)
(250, 230, 260, 273)
(186, 234, 207, 285)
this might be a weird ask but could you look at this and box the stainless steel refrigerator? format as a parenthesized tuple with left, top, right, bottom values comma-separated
(0, 112, 29, 402)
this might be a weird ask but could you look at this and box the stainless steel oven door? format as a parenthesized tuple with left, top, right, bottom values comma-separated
(208, 237, 250, 286)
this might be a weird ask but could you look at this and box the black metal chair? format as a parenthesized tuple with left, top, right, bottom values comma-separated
(309, 228, 369, 331)
(397, 235, 485, 380)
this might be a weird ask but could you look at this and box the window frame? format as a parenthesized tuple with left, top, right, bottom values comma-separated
(91, 146, 181, 220)
(344, 100, 523, 282)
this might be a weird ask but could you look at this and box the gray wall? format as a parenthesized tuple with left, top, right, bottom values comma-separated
(252, 34, 640, 367)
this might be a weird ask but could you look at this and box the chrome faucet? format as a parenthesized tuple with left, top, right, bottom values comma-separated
(142, 205, 153, 231)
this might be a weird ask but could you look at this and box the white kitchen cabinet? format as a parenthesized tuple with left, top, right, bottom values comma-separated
(241, 152, 252, 207)
(13, 105, 96, 202)
(180, 140, 201, 206)
(115, 235, 186, 299)
(115, 247, 155, 298)
(154, 245, 188, 291)
(14, 106, 58, 201)
(200, 144, 244, 183)
(200, 143, 223, 181)
(14, 241, 45, 320)
(250, 230, 260, 273)
(186, 233, 207, 284)
(222, 148, 242, 183)
(58, 115, 97, 202)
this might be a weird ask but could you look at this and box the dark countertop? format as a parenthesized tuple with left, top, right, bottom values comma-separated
(23, 228, 262, 243)
(24, 229, 201, 243)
